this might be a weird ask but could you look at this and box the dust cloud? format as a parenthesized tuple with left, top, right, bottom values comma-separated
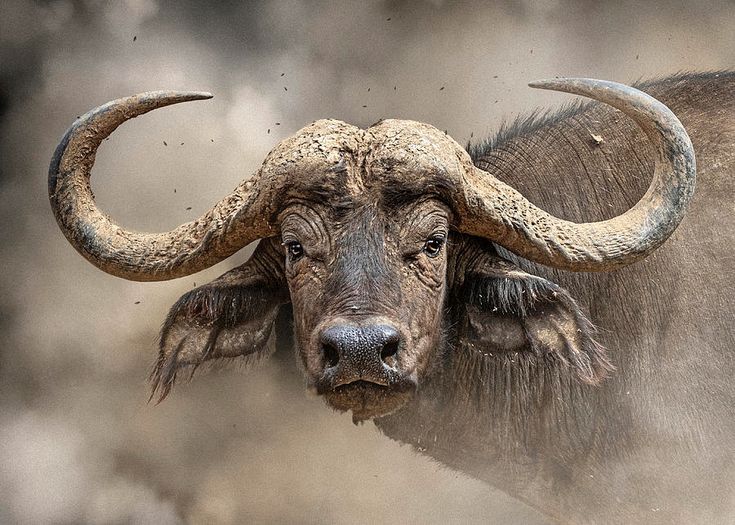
(0, 1, 733, 523)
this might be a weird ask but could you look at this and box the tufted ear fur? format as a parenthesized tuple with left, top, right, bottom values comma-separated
(151, 238, 289, 401)
(450, 236, 613, 388)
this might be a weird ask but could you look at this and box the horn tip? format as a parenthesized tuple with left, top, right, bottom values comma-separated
(190, 91, 214, 100)
(528, 79, 564, 89)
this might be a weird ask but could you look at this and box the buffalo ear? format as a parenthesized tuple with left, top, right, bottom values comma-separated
(151, 238, 288, 401)
(454, 252, 613, 385)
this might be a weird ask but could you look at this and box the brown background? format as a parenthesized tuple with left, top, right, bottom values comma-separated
(1, 1, 733, 523)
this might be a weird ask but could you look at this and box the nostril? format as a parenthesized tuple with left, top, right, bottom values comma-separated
(322, 341, 340, 368)
(320, 323, 401, 372)
(380, 340, 399, 366)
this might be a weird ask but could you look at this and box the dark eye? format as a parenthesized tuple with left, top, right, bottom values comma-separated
(285, 241, 304, 261)
(423, 236, 445, 258)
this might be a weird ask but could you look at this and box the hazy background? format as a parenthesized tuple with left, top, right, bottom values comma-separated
(1, 1, 733, 523)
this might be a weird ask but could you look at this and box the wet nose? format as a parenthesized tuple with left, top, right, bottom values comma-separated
(319, 323, 401, 384)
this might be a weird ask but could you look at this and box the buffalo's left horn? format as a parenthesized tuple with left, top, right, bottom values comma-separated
(458, 78, 695, 271)
(49, 91, 277, 281)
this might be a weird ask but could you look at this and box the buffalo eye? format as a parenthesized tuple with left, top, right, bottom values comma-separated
(285, 241, 304, 261)
(423, 235, 445, 258)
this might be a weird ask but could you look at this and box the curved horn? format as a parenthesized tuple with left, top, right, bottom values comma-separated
(49, 91, 276, 281)
(459, 78, 696, 271)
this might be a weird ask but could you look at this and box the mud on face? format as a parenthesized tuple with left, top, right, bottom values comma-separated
(280, 194, 452, 420)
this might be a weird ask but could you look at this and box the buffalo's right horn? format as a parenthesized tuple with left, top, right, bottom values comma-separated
(457, 78, 696, 271)
(48, 91, 277, 281)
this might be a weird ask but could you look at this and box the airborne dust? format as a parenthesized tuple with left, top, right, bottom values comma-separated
(1, 1, 733, 523)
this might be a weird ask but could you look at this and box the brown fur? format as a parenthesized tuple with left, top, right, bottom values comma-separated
(153, 72, 735, 523)
(50, 72, 735, 523)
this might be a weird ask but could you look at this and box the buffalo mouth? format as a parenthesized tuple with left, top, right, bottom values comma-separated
(320, 380, 416, 423)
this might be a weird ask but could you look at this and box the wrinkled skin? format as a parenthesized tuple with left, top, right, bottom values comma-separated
(282, 197, 452, 421)
(151, 72, 734, 524)
(157, 118, 475, 419)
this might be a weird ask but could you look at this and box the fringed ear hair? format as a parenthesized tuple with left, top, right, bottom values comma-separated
(151, 239, 289, 402)
(458, 260, 613, 386)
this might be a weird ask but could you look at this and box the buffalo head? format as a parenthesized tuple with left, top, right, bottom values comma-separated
(49, 79, 695, 421)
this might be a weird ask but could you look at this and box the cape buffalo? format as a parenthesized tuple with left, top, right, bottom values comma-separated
(49, 72, 734, 523)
